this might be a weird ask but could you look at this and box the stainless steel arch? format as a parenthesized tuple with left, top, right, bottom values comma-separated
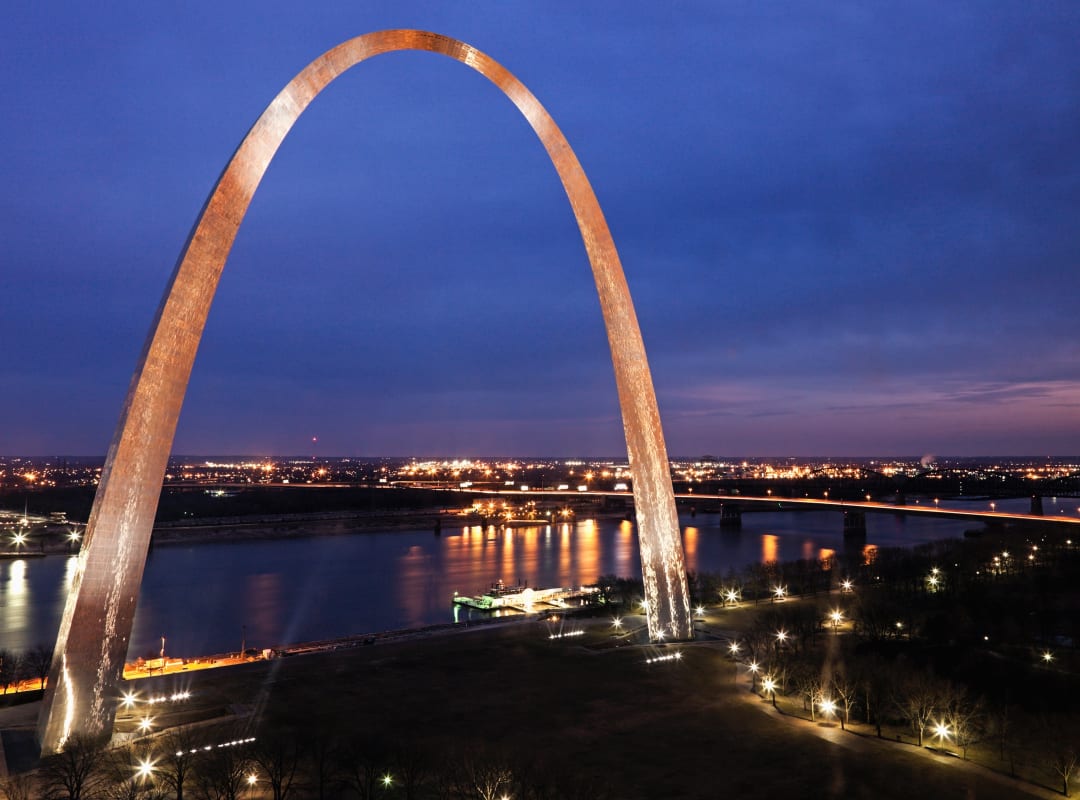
(38, 29, 691, 753)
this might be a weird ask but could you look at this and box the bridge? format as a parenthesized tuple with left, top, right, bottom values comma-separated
(434, 486, 1080, 534)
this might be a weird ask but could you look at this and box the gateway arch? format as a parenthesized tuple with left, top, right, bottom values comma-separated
(39, 30, 691, 753)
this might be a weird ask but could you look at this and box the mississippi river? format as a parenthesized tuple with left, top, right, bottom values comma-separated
(1, 499, 1042, 659)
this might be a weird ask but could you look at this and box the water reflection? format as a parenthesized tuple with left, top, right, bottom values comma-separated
(9, 559, 27, 595)
(63, 556, 78, 590)
(762, 534, 779, 563)
(683, 527, 699, 571)
(613, 521, 634, 576)
(7, 508, 974, 658)
(2, 560, 31, 650)
(244, 573, 282, 652)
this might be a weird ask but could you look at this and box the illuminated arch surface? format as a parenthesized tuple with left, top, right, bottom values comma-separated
(38, 30, 691, 753)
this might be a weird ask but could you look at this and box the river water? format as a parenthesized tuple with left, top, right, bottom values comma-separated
(0, 497, 1057, 660)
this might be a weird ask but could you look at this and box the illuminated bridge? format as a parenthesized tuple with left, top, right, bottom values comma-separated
(438, 487, 1080, 532)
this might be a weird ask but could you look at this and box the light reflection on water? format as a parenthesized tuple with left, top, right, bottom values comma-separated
(0, 509, 973, 659)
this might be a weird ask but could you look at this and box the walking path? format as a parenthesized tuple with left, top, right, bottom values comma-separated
(729, 661, 1061, 799)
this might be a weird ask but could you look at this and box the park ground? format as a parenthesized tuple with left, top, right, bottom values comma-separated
(2, 605, 1063, 799)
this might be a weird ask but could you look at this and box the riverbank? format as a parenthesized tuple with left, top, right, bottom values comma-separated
(150, 507, 451, 544)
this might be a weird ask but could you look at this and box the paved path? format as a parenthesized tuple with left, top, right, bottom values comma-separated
(730, 662, 1061, 799)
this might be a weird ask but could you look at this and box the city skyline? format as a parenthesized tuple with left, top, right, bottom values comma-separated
(4, 2, 1080, 457)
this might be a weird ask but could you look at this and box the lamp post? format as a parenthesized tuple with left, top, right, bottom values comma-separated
(829, 609, 843, 635)
(775, 629, 788, 655)
(762, 676, 777, 708)
(933, 721, 952, 747)
(819, 698, 837, 724)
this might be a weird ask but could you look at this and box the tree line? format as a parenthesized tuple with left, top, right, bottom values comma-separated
(1, 723, 613, 800)
(0, 644, 53, 695)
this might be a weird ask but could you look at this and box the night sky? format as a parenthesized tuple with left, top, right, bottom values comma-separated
(3, 2, 1080, 457)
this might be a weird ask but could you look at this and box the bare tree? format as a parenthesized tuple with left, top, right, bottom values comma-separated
(893, 671, 949, 747)
(1039, 716, 1080, 797)
(156, 726, 204, 800)
(101, 743, 168, 800)
(944, 693, 984, 760)
(299, 728, 340, 800)
(0, 773, 37, 800)
(25, 643, 54, 689)
(191, 741, 252, 800)
(831, 673, 858, 731)
(250, 733, 303, 800)
(390, 745, 433, 800)
(790, 662, 823, 722)
(456, 752, 514, 800)
(0, 650, 21, 694)
(1054, 748, 1080, 798)
(337, 739, 389, 800)
(37, 733, 108, 800)
(855, 655, 897, 738)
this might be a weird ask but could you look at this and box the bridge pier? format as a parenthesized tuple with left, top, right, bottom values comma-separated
(843, 510, 867, 537)
(1031, 495, 1044, 516)
(719, 504, 742, 528)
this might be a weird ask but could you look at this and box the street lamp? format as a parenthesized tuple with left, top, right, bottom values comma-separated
(933, 721, 952, 744)
(1042, 650, 1054, 664)
(762, 676, 777, 708)
(840, 579, 853, 593)
(728, 640, 741, 658)
(748, 661, 760, 692)
(773, 585, 787, 602)
(819, 698, 837, 723)
(829, 609, 843, 634)
(135, 758, 155, 781)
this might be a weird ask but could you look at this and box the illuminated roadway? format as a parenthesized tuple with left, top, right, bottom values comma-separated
(430, 487, 1080, 527)
(155, 481, 1080, 526)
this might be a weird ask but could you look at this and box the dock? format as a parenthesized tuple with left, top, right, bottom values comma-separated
(452, 583, 600, 613)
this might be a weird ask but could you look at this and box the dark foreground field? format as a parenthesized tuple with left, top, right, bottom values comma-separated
(3, 619, 1035, 798)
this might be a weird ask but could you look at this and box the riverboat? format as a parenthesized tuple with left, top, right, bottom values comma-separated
(452, 580, 600, 613)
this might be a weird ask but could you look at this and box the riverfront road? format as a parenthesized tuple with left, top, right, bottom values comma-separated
(426, 486, 1080, 527)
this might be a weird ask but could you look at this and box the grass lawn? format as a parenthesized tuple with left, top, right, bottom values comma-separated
(96, 615, 1058, 799)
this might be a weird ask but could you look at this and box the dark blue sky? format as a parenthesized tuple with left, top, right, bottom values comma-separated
(3, 2, 1080, 457)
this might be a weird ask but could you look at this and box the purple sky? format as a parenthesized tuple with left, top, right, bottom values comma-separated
(3, 2, 1080, 457)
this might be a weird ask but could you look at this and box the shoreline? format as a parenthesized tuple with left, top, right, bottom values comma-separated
(13, 507, 634, 552)
(150, 508, 450, 544)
